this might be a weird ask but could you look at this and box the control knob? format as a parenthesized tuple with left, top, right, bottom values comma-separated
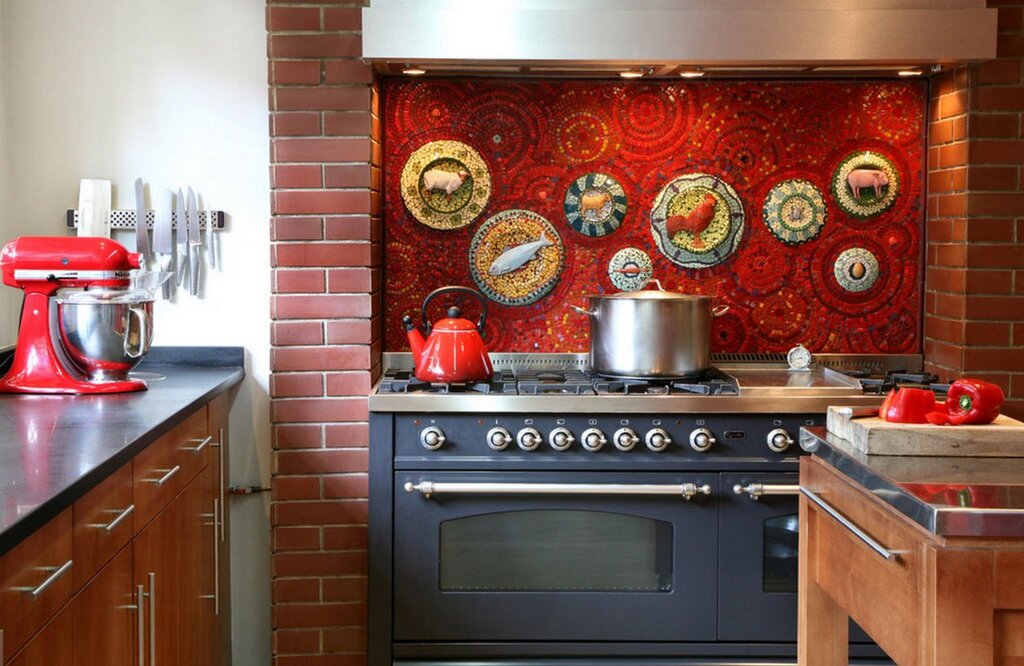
(613, 427, 639, 451)
(767, 428, 794, 453)
(517, 427, 542, 451)
(420, 426, 446, 451)
(548, 427, 575, 451)
(645, 428, 671, 452)
(688, 428, 716, 453)
(486, 427, 512, 451)
(581, 427, 607, 452)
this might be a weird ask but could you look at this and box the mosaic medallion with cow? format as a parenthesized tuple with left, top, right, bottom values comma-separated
(563, 172, 627, 237)
(831, 151, 900, 219)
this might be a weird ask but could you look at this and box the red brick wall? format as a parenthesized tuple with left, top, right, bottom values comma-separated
(925, 0, 1024, 419)
(268, 2, 380, 663)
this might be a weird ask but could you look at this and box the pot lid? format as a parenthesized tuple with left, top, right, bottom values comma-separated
(597, 289, 710, 301)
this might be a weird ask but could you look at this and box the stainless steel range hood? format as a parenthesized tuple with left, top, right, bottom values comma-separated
(362, 0, 998, 77)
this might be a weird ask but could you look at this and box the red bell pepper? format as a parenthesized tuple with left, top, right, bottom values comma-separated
(945, 378, 1005, 425)
(879, 387, 940, 424)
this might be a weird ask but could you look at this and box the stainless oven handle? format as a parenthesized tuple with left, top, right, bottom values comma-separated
(800, 487, 899, 562)
(404, 481, 712, 500)
(732, 483, 800, 499)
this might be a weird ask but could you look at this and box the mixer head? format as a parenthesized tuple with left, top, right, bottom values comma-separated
(1, 236, 141, 294)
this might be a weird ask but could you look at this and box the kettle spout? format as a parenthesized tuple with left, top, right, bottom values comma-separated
(403, 315, 426, 366)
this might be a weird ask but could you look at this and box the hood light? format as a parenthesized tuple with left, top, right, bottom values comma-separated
(679, 68, 705, 79)
(619, 69, 644, 79)
(403, 65, 427, 75)
(898, 68, 923, 77)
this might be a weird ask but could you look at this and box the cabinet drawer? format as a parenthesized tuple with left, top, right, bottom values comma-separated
(0, 508, 74, 663)
(133, 408, 210, 531)
(73, 462, 134, 590)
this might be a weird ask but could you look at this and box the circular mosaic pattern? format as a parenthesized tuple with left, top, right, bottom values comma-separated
(607, 248, 653, 292)
(729, 238, 793, 296)
(400, 140, 491, 230)
(763, 179, 828, 245)
(831, 151, 900, 218)
(564, 173, 628, 237)
(469, 210, 565, 306)
(614, 85, 691, 161)
(555, 110, 612, 163)
(752, 288, 809, 343)
(833, 247, 880, 292)
(650, 173, 745, 268)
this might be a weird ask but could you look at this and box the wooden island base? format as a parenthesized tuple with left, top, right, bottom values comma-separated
(799, 456, 1024, 666)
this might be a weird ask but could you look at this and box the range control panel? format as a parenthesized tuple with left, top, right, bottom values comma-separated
(393, 414, 823, 470)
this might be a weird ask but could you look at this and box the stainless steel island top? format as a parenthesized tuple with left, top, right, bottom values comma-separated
(800, 425, 1024, 538)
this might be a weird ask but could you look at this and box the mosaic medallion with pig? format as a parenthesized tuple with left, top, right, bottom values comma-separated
(831, 151, 900, 218)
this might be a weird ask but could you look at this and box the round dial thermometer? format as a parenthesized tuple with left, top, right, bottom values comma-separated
(787, 344, 813, 371)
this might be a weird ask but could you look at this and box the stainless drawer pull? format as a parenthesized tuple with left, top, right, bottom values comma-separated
(188, 436, 213, 454)
(800, 487, 899, 562)
(104, 504, 135, 532)
(148, 572, 156, 666)
(404, 481, 712, 500)
(18, 559, 73, 598)
(148, 465, 181, 487)
(136, 584, 145, 666)
(733, 483, 800, 499)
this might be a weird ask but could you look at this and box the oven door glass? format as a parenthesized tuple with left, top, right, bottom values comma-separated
(394, 471, 718, 642)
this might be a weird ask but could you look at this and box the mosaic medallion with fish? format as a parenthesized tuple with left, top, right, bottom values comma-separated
(763, 179, 827, 245)
(564, 172, 627, 238)
(469, 210, 565, 306)
(400, 140, 492, 230)
(831, 151, 900, 219)
(650, 173, 744, 268)
(607, 247, 653, 292)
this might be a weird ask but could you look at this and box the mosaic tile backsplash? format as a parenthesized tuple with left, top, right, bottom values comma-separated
(384, 78, 926, 354)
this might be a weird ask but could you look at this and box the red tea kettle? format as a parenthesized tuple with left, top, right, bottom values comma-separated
(403, 286, 494, 383)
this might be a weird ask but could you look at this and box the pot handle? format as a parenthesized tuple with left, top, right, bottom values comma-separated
(124, 305, 148, 359)
(571, 305, 598, 318)
(644, 278, 666, 292)
(422, 286, 489, 333)
(712, 305, 730, 317)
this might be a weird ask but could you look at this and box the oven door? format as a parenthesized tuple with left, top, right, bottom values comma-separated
(719, 472, 872, 644)
(394, 471, 718, 642)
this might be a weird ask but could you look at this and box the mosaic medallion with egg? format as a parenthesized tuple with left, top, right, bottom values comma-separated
(400, 140, 492, 230)
(833, 247, 880, 292)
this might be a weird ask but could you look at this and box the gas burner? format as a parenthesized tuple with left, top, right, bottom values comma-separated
(593, 379, 670, 395)
(378, 369, 516, 394)
(840, 368, 946, 396)
(515, 369, 596, 395)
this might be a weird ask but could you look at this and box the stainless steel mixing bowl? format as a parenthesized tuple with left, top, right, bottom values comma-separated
(55, 288, 154, 382)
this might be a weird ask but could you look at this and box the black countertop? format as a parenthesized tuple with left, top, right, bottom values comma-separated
(801, 426, 1024, 538)
(0, 347, 245, 556)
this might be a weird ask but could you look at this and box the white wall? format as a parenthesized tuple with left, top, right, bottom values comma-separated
(0, 1, 272, 663)
(0, 3, 16, 342)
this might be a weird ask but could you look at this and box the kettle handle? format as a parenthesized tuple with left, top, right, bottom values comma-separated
(422, 286, 489, 333)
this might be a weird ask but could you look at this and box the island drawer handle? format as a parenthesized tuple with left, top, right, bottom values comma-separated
(188, 436, 213, 454)
(148, 466, 181, 487)
(800, 487, 899, 562)
(16, 559, 74, 598)
(104, 504, 135, 533)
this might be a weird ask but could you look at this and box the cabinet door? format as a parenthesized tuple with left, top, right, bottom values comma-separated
(178, 469, 216, 666)
(208, 393, 231, 666)
(73, 545, 135, 666)
(8, 602, 74, 666)
(134, 498, 180, 666)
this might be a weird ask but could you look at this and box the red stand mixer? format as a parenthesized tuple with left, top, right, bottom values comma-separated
(0, 236, 154, 394)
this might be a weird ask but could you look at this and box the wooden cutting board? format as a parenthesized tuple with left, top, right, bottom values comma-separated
(826, 406, 1024, 457)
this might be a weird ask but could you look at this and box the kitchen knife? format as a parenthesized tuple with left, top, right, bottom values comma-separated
(77, 179, 111, 238)
(187, 188, 201, 296)
(206, 207, 216, 269)
(134, 178, 150, 264)
(153, 188, 175, 300)
(176, 189, 188, 288)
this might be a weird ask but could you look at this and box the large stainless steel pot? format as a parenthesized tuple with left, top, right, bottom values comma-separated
(573, 282, 728, 379)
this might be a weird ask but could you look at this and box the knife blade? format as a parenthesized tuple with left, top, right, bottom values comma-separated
(134, 178, 150, 263)
(206, 207, 216, 269)
(187, 187, 201, 296)
(176, 188, 188, 288)
(153, 188, 174, 299)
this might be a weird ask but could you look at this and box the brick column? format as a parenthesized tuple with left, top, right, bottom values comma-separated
(267, 2, 380, 663)
(925, 0, 1024, 419)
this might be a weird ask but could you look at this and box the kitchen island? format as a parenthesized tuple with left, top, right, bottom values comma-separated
(798, 426, 1024, 665)
(0, 346, 243, 665)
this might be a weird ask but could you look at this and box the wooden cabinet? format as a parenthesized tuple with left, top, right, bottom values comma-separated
(799, 455, 1024, 665)
(0, 398, 233, 666)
